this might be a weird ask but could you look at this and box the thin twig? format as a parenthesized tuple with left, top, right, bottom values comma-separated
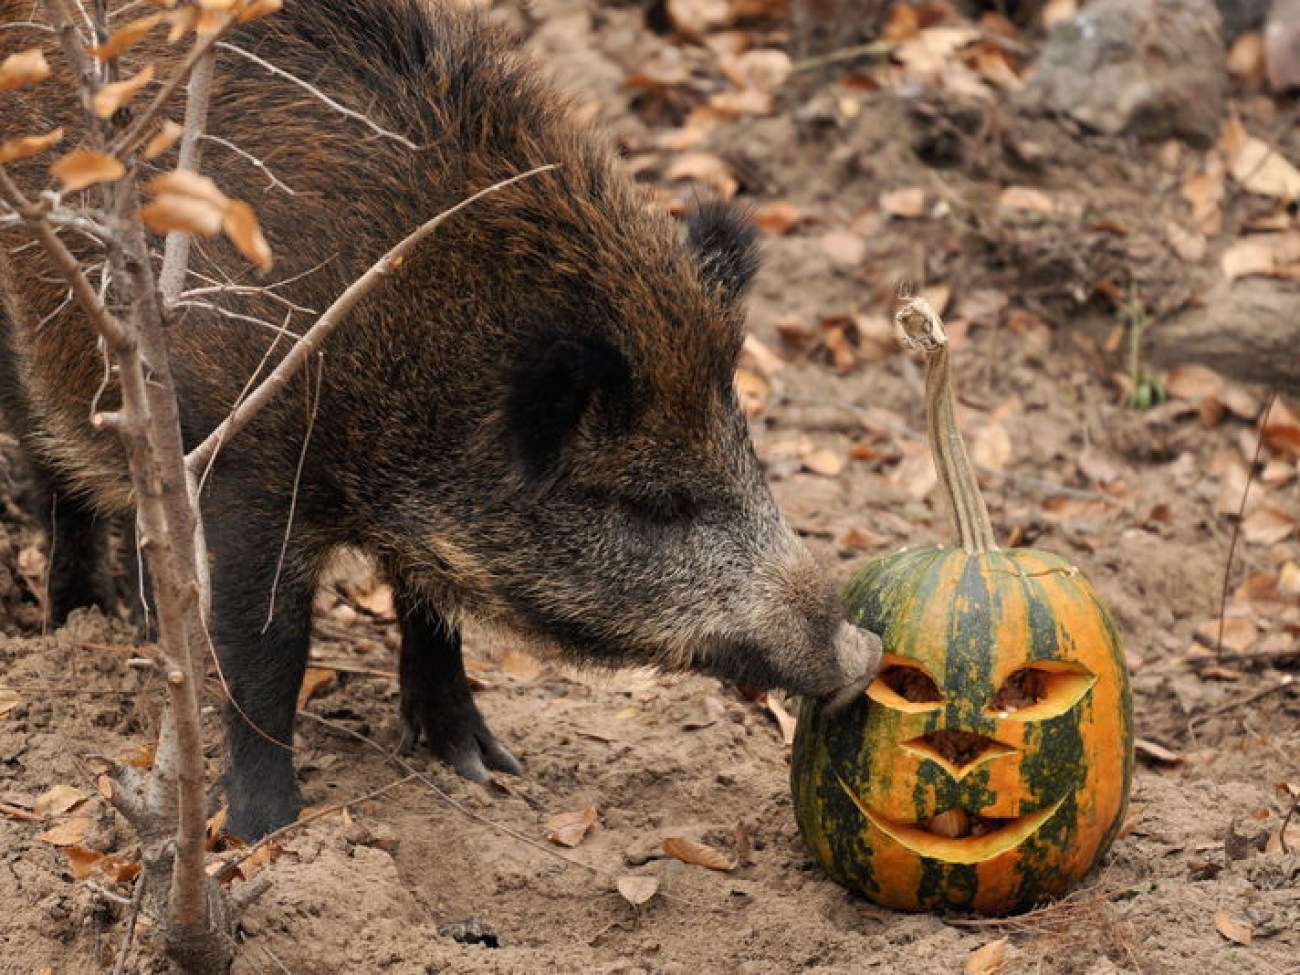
(1217, 392, 1277, 661)
(200, 133, 298, 196)
(111, 872, 148, 975)
(215, 41, 422, 150)
(185, 163, 557, 474)
(1209, 675, 1297, 716)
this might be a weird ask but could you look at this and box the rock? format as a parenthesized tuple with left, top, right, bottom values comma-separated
(1023, 0, 1227, 147)
(1266, 0, 1300, 88)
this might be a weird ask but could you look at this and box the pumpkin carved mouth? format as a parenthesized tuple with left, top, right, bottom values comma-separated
(839, 779, 1066, 864)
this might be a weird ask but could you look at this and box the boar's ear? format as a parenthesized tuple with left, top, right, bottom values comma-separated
(684, 201, 759, 305)
(506, 333, 634, 481)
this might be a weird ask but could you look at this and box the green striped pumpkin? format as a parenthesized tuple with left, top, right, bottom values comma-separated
(790, 298, 1133, 915)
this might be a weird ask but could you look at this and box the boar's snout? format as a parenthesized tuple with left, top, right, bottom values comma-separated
(823, 622, 883, 712)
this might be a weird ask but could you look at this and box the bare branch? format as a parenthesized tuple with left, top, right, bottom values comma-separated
(185, 163, 557, 474)
(216, 41, 422, 151)
(158, 45, 218, 306)
(200, 133, 298, 196)
(180, 283, 315, 316)
(0, 167, 129, 348)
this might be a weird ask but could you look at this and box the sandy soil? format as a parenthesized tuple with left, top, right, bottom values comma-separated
(2, 2, 1299, 973)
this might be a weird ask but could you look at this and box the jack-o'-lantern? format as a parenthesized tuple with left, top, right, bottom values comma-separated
(791, 298, 1132, 915)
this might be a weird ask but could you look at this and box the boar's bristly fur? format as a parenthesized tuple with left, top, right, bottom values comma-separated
(0, 0, 881, 840)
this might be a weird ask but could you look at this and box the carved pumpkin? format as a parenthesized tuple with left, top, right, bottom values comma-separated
(791, 298, 1133, 915)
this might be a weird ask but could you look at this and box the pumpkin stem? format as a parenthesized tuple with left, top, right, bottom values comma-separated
(895, 296, 997, 555)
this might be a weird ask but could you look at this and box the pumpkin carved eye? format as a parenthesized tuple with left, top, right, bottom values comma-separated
(986, 660, 1097, 721)
(866, 656, 942, 713)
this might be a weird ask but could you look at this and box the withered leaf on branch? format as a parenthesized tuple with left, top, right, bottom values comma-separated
(223, 200, 273, 272)
(144, 120, 184, 161)
(661, 836, 736, 871)
(0, 49, 50, 92)
(88, 13, 165, 61)
(0, 128, 64, 165)
(237, 0, 286, 24)
(92, 64, 156, 119)
(141, 195, 225, 236)
(50, 149, 126, 192)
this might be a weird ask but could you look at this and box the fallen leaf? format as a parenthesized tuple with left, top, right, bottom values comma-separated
(544, 805, 599, 848)
(0, 686, 19, 716)
(720, 49, 792, 93)
(0, 48, 50, 92)
(1214, 910, 1253, 946)
(765, 694, 797, 745)
(803, 448, 846, 478)
(881, 187, 926, 218)
(617, 874, 659, 906)
(1279, 561, 1300, 596)
(965, 937, 1008, 975)
(1227, 31, 1267, 85)
(970, 421, 1011, 472)
(1227, 132, 1300, 201)
(837, 525, 887, 552)
(50, 149, 126, 192)
(1165, 364, 1224, 401)
(734, 368, 770, 417)
(741, 334, 785, 377)
(1042, 0, 1077, 28)
(751, 200, 799, 235)
(0, 127, 64, 165)
(296, 666, 335, 710)
(820, 231, 866, 268)
(1195, 616, 1258, 655)
(33, 785, 88, 818)
(36, 816, 93, 847)
(1263, 398, 1300, 457)
(1135, 738, 1183, 765)
(500, 649, 542, 681)
(92, 64, 155, 119)
(63, 846, 104, 881)
(665, 0, 731, 36)
(1166, 220, 1207, 262)
(662, 836, 736, 871)
(1242, 507, 1296, 545)
(663, 152, 737, 198)
(999, 186, 1054, 213)
(893, 449, 937, 501)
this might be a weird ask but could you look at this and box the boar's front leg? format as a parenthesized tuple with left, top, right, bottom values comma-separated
(208, 498, 321, 841)
(392, 578, 522, 782)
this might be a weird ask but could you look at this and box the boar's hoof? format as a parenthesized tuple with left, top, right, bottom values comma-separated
(399, 709, 523, 782)
(824, 623, 883, 714)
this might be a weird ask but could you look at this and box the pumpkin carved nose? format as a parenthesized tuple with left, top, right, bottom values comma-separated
(903, 729, 1015, 780)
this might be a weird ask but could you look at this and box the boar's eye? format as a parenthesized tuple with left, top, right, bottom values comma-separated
(684, 201, 759, 306)
(506, 332, 634, 481)
(624, 489, 697, 524)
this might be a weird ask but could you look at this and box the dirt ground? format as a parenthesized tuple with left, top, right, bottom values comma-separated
(3, 2, 1300, 973)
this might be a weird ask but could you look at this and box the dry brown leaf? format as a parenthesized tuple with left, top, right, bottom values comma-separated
(1214, 910, 1253, 946)
(36, 816, 93, 847)
(122, 742, 156, 769)
(1263, 398, 1300, 457)
(89, 12, 165, 60)
(237, 0, 283, 23)
(1227, 132, 1300, 201)
(1135, 738, 1183, 765)
(1195, 616, 1258, 655)
(837, 526, 886, 552)
(1227, 31, 1267, 85)
(544, 805, 599, 848)
(0, 48, 50, 92)
(1279, 561, 1300, 596)
(820, 231, 866, 268)
(144, 119, 183, 161)
(0, 686, 19, 717)
(500, 649, 542, 681)
(296, 666, 335, 710)
(1166, 221, 1207, 263)
(0, 127, 64, 165)
(1215, 458, 1251, 516)
(741, 334, 785, 377)
(720, 49, 792, 93)
(965, 937, 1008, 975)
(148, 170, 230, 208)
(616, 874, 659, 906)
(663, 152, 737, 198)
(92, 64, 156, 119)
(881, 187, 926, 218)
(224, 200, 273, 272)
(734, 368, 770, 417)
(665, 0, 731, 36)
(751, 200, 799, 235)
(893, 449, 938, 501)
(51, 149, 126, 192)
(1242, 507, 1296, 546)
(803, 448, 846, 478)
(1165, 364, 1224, 401)
(999, 186, 1054, 213)
(765, 694, 797, 745)
(1042, 0, 1077, 28)
(970, 421, 1011, 472)
(141, 195, 225, 236)
(63, 846, 104, 881)
(33, 785, 88, 818)
(661, 836, 736, 872)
